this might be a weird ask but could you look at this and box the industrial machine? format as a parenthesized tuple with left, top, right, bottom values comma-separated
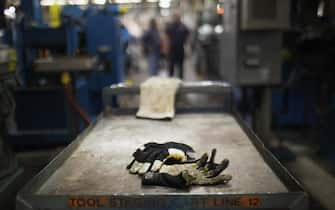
(271, 0, 335, 159)
(220, 0, 290, 149)
(220, 0, 290, 85)
(220, 0, 335, 164)
(5, 0, 126, 146)
(219, 0, 291, 147)
(0, 45, 24, 210)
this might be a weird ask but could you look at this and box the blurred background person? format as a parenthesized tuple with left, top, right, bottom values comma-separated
(165, 12, 189, 79)
(142, 18, 161, 76)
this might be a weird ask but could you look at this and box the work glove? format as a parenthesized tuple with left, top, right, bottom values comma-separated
(127, 142, 195, 174)
(142, 149, 232, 188)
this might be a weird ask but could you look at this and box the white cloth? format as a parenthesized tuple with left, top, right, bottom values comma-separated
(136, 77, 181, 119)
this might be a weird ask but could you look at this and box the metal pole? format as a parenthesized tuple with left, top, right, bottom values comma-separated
(254, 87, 273, 145)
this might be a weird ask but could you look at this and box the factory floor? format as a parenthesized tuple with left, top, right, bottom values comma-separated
(7, 53, 335, 210)
(7, 147, 64, 210)
(274, 130, 335, 210)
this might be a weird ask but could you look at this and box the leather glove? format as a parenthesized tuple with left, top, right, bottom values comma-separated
(127, 142, 195, 174)
(142, 149, 232, 188)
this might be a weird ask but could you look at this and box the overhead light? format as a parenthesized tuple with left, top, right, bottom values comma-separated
(159, 1, 170, 8)
(115, 0, 141, 3)
(78, 0, 89, 5)
(70, 0, 89, 5)
(214, 25, 224, 34)
(40, 0, 53, 6)
(74, 0, 88, 5)
(93, 0, 106, 4)
(4, 6, 16, 19)
(198, 24, 213, 37)
(40, 0, 66, 6)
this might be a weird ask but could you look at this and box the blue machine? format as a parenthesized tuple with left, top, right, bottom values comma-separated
(8, 1, 126, 146)
(84, 6, 125, 115)
(20, 0, 43, 25)
(86, 10, 125, 83)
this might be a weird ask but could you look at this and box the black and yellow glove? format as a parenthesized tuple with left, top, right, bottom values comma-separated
(142, 149, 232, 188)
(127, 142, 195, 174)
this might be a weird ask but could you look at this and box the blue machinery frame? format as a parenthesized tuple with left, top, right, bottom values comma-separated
(9, 0, 125, 146)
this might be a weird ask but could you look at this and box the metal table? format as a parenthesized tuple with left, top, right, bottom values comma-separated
(17, 82, 307, 210)
(34, 56, 97, 73)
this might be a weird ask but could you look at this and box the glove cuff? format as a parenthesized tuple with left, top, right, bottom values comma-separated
(142, 172, 188, 189)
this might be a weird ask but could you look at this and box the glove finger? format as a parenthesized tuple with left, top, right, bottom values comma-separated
(129, 149, 154, 173)
(139, 149, 166, 173)
(202, 174, 232, 185)
(129, 161, 144, 174)
(151, 159, 164, 172)
(138, 162, 152, 174)
(207, 159, 229, 178)
(151, 149, 169, 171)
(196, 153, 208, 169)
(127, 158, 136, 169)
(203, 149, 217, 172)
(209, 149, 217, 164)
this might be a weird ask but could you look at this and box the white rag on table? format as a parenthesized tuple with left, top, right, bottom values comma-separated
(136, 77, 181, 119)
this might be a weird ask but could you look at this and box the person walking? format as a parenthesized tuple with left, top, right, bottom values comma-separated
(165, 13, 189, 79)
(142, 18, 161, 76)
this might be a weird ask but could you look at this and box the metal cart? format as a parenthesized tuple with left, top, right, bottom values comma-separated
(16, 81, 308, 210)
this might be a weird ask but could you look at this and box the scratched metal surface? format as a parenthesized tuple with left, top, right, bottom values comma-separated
(37, 113, 288, 195)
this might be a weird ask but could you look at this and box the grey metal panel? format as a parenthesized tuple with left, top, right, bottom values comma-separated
(220, 0, 239, 84)
(220, 0, 283, 85)
(240, 0, 290, 30)
(237, 32, 282, 85)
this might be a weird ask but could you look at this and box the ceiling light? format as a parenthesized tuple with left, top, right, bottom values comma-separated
(40, 0, 66, 6)
(4, 6, 16, 19)
(115, 0, 141, 3)
(159, 1, 170, 8)
(214, 25, 224, 34)
(93, 0, 106, 4)
(69, 0, 88, 5)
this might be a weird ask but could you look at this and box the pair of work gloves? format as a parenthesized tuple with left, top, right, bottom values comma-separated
(127, 142, 232, 189)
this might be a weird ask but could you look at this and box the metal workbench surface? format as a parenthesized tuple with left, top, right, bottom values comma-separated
(17, 82, 307, 210)
(37, 113, 287, 195)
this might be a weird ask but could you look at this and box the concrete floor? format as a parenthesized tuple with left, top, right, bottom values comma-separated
(275, 131, 335, 210)
(5, 147, 64, 210)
